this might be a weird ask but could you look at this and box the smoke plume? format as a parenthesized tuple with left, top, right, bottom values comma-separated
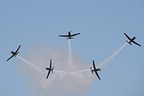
(17, 41, 127, 96)
(17, 42, 95, 96)
(98, 43, 128, 68)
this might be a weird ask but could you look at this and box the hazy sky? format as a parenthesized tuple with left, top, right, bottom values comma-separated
(0, 0, 144, 96)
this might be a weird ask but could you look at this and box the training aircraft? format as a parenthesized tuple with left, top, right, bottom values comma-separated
(46, 59, 54, 79)
(59, 31, 80, 39)
(7, 45, 21, 61)
(90, 60, 101, 80)
(124, 33, 141, 46)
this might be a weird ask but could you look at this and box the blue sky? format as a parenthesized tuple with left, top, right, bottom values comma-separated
(0, 0, 144, 96)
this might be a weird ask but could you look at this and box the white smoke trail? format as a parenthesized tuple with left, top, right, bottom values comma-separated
(17, 44, 95, 96)
(68, 39, 72, 67)
(17, 55, 42, 73)
(17, 55, 66, 74)
(98, 43, 128, 69)
(69, 69, 90, 75)
(17, 41, 128, 96)
(70, 43, 128, 75)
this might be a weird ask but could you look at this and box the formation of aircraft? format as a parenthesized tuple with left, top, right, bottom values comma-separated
(59, 31, 80, 39)
(90, 60, 101, 80)
(6, 32, 142, 80)
(7, 45, 21, 61)
(46, 59, 54, 79)
(124, 33, 141, 46)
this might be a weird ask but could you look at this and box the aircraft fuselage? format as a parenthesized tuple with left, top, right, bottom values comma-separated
(128, 37, 136, 44)
(11, 51, 18, 57)
(59, 31, 80, 39)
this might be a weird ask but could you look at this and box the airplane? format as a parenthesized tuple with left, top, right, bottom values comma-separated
(7, 45, 21, 61)
(90, 60, 101, 80)
(124, 33, 141, 46)
(59, 31, 80, 39)
(46, 59, 54, 79)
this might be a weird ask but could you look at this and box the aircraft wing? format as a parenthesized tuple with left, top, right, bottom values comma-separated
(46, 70, 51, 79)
(93, 61, 96, 69)
(132, 41, 141, 46)
(59, 35, 68, 37)
(124, 33, 131, 40)
(15, 45, 21, 53)
(71, 33, 80, 36)
(95, 71, 101, 80)
(7, 55, 14, 61)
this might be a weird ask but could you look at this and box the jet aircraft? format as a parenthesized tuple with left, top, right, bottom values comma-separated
(59, 31, 80, 39)
(46, 59, 54, 79)
(90, 60, 101, 80)
(7, 45, 21, 61)
(124, 33, 141, 46)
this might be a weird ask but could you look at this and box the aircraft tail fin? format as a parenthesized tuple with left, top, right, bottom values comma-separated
(46, 67, 49, 70)
(11, 51, 14, 54)
(126, 40, 132, 45)
(90, 67, 93, 74)
(97, 68, 101, 72)
(52, 67, 54, 73)
(15, 52, 19, 57)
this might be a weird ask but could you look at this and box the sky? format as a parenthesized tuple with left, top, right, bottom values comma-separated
(0, 0, 144, 96)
